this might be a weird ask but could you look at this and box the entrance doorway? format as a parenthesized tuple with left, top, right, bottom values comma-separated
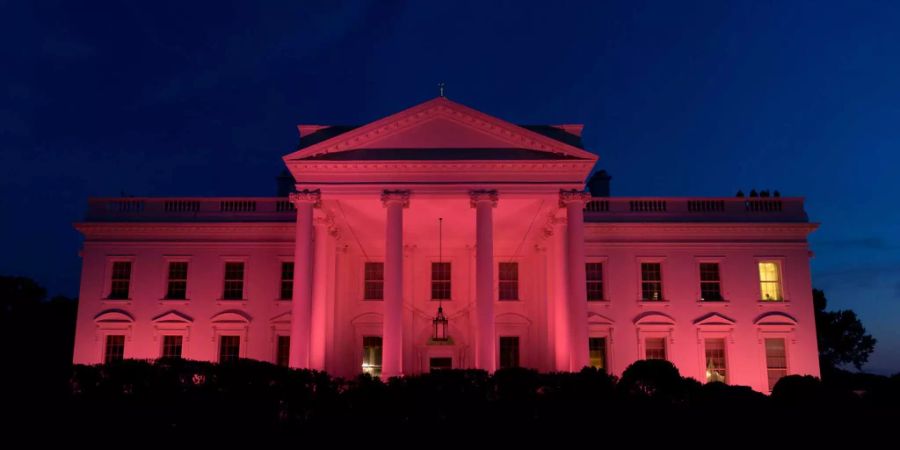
(429, 357, 452, 371)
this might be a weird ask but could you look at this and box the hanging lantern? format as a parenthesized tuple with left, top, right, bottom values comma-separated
(433, 306, 449, 341)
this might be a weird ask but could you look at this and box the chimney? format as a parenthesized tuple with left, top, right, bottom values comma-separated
(587, 170, 612, 197)
(276, 169, 295, 197)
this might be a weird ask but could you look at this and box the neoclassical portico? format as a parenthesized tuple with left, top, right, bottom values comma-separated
(288, 184, 591, 375)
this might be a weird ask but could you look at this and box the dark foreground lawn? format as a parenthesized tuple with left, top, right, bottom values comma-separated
(3, 358, 900, 444)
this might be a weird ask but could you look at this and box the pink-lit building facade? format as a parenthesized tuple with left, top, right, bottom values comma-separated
(72, 97, 820, 392)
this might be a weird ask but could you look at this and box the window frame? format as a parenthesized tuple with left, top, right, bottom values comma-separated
(105, 256, 135, 301)
(363, 261, 385, 301)
(498, 261, 520, 301)
(160, 334, 184, 359)
(763, 336, 790, 391)
(220, 257, 248, 301)
(756, 258, 787, 302)
(362, 335, 383, 377)
(588, 336, 609, 371)
(585, 258, 608, 302)
(275, 335, 291, 367)
(103, 334, 126, 363)
(430, 261, 452, 301)
(695, 258, 726, 302)
(703, 337, 728, 383)
(162, 258, 190, 301)
(643, 336, 668, 361)
(498, 336, 521, 369)
(637, 258, 666, 302)
(279, 260, 294, 301)
(218, 335, 242, 363)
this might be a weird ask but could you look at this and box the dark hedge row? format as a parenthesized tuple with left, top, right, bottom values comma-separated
(24, 359, 888, 437)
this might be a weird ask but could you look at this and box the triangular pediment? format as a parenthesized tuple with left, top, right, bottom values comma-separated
(152, 310, 193, 323)
(694, 313, 736, 327)
(283, 97, 597, 162)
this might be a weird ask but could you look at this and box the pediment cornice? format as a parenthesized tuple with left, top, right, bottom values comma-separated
(283, 97, 597, 161)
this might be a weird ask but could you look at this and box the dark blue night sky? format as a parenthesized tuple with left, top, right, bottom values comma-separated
(2, 1, 898, 373)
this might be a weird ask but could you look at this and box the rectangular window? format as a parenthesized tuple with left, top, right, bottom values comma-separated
(364, 262, 384, 301)
(765, 338, 788, 391)
(699, 262, 723, 301)
(223, 262, 245, 300)
(499, 336, 520, 369)
(498, 262, 519, 301)
(104, 335, 125, 363)
(276, 335, 290, 367)
(589, 337, 607, 370)
(759, 261, 783, 301)
(165, 262, 188, 300)
(362, 336, 383, 377)
(586, 262, 604, 301)
(108, 261, 132, 299)
(431, 262, 451, 300)
(704, 338, 727, 383)
(279, 262, 294, 300)
(641, 262, 663, 301)
(645, 337, 667, 360)
(219, 335, 241, 363)
(161, 335, 183, 359)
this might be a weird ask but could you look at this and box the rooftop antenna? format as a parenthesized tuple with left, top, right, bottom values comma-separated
(438, 82, 446, 98)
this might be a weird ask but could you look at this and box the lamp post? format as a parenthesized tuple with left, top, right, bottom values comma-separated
(432, 217, 449, 342)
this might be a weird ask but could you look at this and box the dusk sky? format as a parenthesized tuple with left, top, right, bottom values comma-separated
(2, 0, 898, 373)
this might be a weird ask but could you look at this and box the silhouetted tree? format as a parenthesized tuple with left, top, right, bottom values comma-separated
(814, 288, 876, 371)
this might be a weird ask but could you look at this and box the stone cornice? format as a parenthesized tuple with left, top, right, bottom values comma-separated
(75, 222, 296, 241)
(287, 160, 595, 172)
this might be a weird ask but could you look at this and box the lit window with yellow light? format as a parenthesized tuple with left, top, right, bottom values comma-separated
(758, 261, 783, 301)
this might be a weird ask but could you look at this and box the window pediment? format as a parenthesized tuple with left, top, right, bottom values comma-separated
(754, 312, 798, 327)
(152, 310, 193, 324)
(94, 309, 134, 323)
(633, 312, 676, 327)
(694, 312, 736, 328)
(210, 310, 252, 324)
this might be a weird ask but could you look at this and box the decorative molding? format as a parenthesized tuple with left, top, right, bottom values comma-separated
(381, 190, 410, 208)
(559, 189, 592, 207)
(283, 98, 597, 161)
(469, 189, 498, 208)
(289, 189, 321, 207)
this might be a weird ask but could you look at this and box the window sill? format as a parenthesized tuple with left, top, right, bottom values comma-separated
(430, 299, 452, 302)
(637, 300, 670, 307)
(757, 300, 790, 307)
(697, 300, 730, 307)
(102, 298, 132, 305)
(217, 299, 248, 306)
(587, 300, 611, 307)
(497, 299, 521, 302)
(159, 298, 190, 305)
(361, 298, 384, 302)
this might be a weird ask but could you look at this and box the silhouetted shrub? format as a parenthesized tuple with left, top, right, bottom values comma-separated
(771, 374, 825, 406)
(617, 359, 688, 402)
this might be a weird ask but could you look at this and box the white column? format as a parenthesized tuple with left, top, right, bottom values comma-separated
(382, 190, 409, 378)
(550, 217, 570, 371)
(471, 190, 498, 372)
(288, 190, 319, 369)
(560, 189, 591, 371)
(310, 215, 332, 371)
